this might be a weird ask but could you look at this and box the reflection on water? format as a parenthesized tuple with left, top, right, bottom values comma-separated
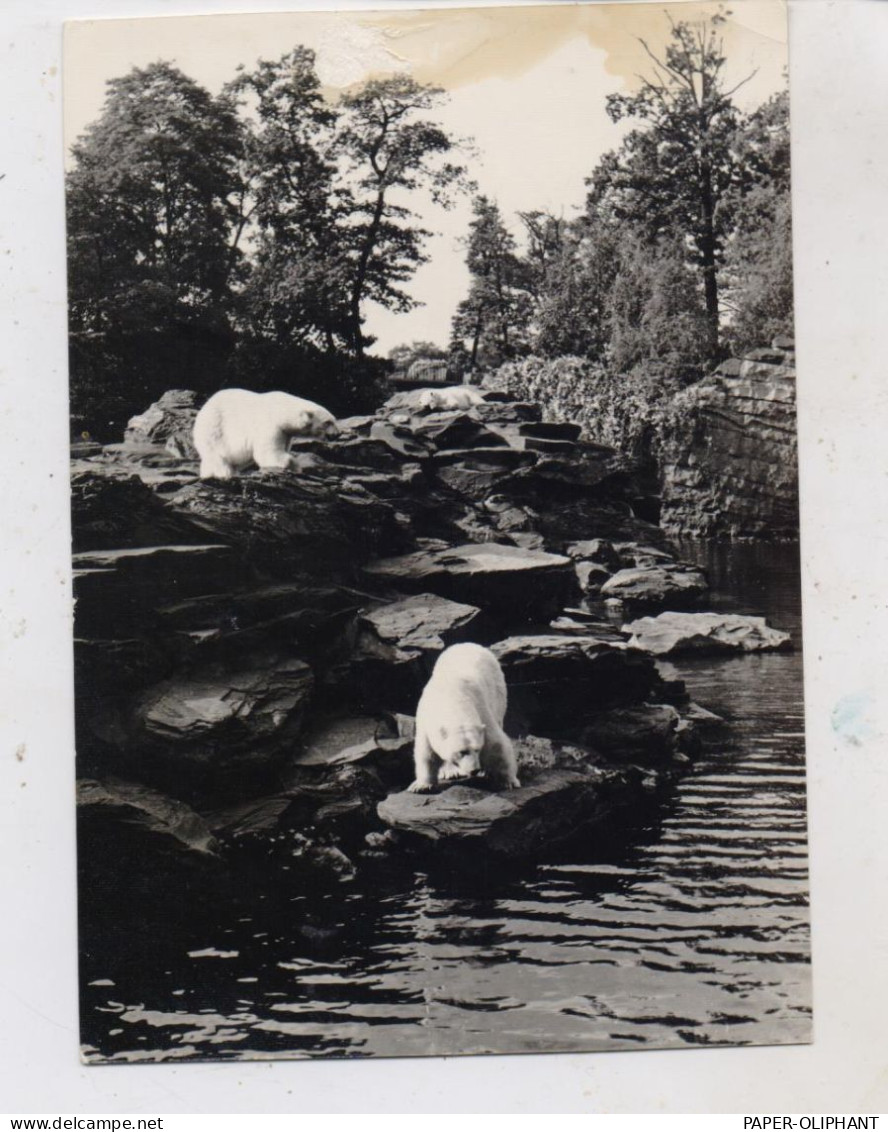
(80, 541, 811, 1062)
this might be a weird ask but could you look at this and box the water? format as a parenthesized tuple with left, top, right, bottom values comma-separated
(80, 541, 811, 1062)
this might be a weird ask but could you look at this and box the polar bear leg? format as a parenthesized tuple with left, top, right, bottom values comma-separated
(485, 728, 520, 789)
(408, 729, 439, 793)
(252, 430, 293, 472)
(198, 454, 235, 480)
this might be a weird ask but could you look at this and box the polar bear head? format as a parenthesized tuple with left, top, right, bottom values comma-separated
(435, 722, 486, 777)
(306, 409, 339, 440)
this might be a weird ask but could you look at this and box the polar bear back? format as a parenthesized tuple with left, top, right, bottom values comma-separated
(420, 386, 487, 412)
(193, 388, 337, 478)
(419, 642, 508, 731)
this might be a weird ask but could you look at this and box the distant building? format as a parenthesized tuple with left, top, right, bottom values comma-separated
(391, 357, 452, 389)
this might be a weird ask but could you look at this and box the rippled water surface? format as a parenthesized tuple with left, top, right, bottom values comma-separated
(80, 541, 811, 1062)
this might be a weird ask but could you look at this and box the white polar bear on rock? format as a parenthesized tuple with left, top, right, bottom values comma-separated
(419, 385, 487, 412)
(408, 642, 520, 793)
(193, 388, 338, 480)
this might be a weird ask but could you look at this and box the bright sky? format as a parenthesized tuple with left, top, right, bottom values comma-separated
(64, 1, 788, 355)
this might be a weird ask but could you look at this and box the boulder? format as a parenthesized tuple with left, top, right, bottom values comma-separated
(341, 593, 486, 711)
(124, 389, 199, 457)
(624, 611, 792, 656)
(565, 538, 621, 570)
(580, 704, 684, 764)
(363, 542, 578, 624)
(600, 564, 708, 612)
(131, 654, 315, 799)
(490, 632, 661, 734)
(377, 765, 635, 856)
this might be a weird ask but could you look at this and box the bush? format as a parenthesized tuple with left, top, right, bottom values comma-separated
(482, 355, 683, 463)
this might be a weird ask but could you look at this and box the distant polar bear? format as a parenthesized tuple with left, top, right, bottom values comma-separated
(408, 642, 520, 793)
(419, 385, 487, 412)
(193, 389, 338, 480)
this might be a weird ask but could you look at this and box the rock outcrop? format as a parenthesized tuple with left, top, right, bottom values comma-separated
(657, 339, 798, 538)
(624, 611, 792, 656)
(72, 383, 731, 886)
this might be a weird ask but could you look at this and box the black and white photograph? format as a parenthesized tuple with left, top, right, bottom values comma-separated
(64, 0, 810, 1066)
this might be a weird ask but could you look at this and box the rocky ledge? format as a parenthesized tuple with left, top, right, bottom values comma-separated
(657, 338, 798, 538)
(72, 382, 790, 899)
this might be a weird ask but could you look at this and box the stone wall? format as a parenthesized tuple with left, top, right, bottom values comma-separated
(657, 338, 798, 538)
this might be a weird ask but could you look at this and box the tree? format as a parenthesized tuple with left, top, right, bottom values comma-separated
(587, 13, 753, 357)
(530, 216, 619, 361)
(226, 49, 351, 357)
(66, 62, 245, 433)
(450, 195, 533, 370)
(606, 231, 711, 380)
(336, 76, 470, 359)
(722, 90, 793, 353)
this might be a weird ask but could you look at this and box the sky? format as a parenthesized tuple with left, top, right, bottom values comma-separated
(64, 1, 789, 355)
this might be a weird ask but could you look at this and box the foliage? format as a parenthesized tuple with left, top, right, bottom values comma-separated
(587, 14, 753, 357)
(722, 90, 793, 354)
(482, 354, 682, 461)
(449, 196, 533, 370)
(337, 77, 471, 358)
(66, 62, 245, 435)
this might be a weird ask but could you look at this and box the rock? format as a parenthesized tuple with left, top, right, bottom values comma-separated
(78, 776, 219, 854)
(132, 654, 315, 799)
(410, 411, 510, 451)
(657, 347, 798, 538)
(124, 390, 199, 457)
(771, 334, 795, 352)
(377, 766, 635, 855)
(73, 544, 244, 637)
(565, 538, 621, 569)
(624, 611, 792, 656)
(466, 401, 542, 424)
(367, 420, 435, 459)
(165, 469, 411, 578)
(77, 778, 221, 910)
(286, 713, 415, 793)
(331, 593, 487, 712)
(490, 633, 661, 734)
(580, 704, 684, 764)
(574, 561, 612, 593)
(430, 449, 534, 498)
(71, 469, 211, 553)
(600, 564, 707, 612)
(363, 542, 578, 624)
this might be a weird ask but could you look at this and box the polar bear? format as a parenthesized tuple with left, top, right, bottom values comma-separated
(408, 642, 520, 793)
(193, 388, 338, 480)
(419, 385, 487, 412)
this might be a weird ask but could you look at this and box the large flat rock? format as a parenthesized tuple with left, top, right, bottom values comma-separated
(363, 542, 578, 623)
(624, 611, 792, 656)
(377, 766, 634, 855)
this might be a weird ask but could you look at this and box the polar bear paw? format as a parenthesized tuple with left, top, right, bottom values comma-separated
(407, 780, 437, 794)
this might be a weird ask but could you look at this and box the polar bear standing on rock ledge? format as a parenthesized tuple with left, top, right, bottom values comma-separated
(193, 388, 338, 480)
(408, 643, 520, 793)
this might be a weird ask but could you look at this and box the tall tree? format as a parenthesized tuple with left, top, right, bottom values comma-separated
(587, 14, 752, 357)
(722, 90, 793, 353)
(450, 195, 532, 370)
(226, 48, 350, 356)
(336, 76, 469, 359)
(66, 62, 245, 431)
